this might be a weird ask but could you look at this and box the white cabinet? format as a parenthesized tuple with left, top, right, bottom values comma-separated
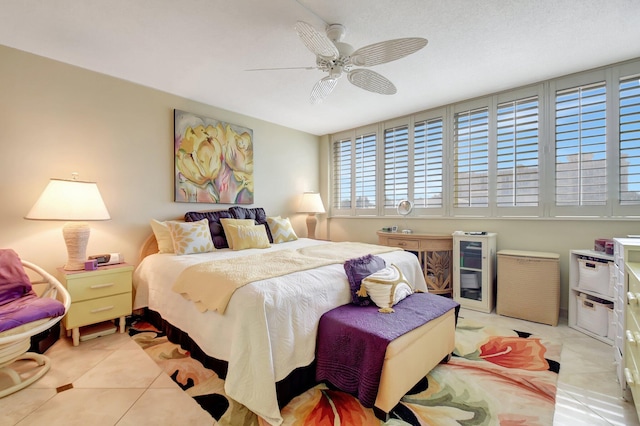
(568, 249, 614, 344)
(452, 231, 497, 313)
(613, 238, 640, 398)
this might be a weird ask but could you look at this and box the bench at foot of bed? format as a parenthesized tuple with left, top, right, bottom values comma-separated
(315, 292, 459, 419)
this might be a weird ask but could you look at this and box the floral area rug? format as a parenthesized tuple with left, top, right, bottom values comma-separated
(129, 316, 561, 425)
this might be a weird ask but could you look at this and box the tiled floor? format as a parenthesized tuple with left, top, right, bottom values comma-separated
(1, 309, 638, 425)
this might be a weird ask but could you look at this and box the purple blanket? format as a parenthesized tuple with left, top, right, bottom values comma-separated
(0, 249, 65, 333)
(315, 292, 459, 408)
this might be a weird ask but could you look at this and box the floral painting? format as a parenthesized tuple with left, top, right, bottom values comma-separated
(174, 109, 253, 204)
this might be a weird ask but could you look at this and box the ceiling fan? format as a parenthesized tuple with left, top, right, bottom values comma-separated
(250, 21, 428, 104)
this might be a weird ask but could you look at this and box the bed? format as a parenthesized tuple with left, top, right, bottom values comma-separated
(133, 211, 451, 425)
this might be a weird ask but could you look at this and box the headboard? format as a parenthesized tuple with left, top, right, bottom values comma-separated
(138, 233, 159, 263)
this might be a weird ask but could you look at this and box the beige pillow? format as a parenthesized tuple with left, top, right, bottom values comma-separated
(225, 224, 271, 251)
(150, 219, 174, 254)
(358, 264, 414, 313)
(266, 216, 298, 243)
(166, 219, 215, 255)
(220, 218, 255, 249)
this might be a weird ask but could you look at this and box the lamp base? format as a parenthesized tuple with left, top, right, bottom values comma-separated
(62, 222, 90, 271)
(306, 214, 318, 239)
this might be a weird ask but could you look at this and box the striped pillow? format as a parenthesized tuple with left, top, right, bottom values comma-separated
(266, 216, 298, 243)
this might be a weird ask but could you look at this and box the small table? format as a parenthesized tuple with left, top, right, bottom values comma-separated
(57, 263, 133, 346)
(377, 231, 453, 296)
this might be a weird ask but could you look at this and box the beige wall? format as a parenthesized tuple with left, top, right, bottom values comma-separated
(0, 45, 321, 273)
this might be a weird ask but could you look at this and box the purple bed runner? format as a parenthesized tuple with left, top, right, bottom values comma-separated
(315, 292, 459, 408)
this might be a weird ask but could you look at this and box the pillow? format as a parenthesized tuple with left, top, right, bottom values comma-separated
(0, 249, 33, 306)
(150, 219, 175, 254)
(166, 219, 215, 255)
(358, 264, 414, 313)
(225, 224, 271, 251)
(343, 254, 386, 306)
(220, 218, 256, 249)
(185, 210, 233, 249)
(228, 206, 273, 243)
(266, 216, 298, 243)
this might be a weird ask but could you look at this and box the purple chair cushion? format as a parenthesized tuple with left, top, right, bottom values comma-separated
(0, 292, 65, 333)
(228, 206, 273, 243)
(184, 210, 233, 249)
(343, 254, 386, 306)
(0, 249, 33, 307)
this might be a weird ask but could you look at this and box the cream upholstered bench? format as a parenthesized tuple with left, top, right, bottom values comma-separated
(315, 293, 458, 419)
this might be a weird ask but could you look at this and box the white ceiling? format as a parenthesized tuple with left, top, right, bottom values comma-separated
(1, 0, 639, 136)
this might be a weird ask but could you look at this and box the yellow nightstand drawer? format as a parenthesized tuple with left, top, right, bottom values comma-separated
(64, 292, 131, 329)
(65, 270, 131, 302)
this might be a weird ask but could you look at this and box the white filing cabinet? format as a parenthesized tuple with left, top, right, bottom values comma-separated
(452, 231, 497, 313)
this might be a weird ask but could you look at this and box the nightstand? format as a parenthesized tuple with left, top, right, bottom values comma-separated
(57, 263, 133, 346)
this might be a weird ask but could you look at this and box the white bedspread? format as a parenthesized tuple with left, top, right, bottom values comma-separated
(133, 238, 427, 426)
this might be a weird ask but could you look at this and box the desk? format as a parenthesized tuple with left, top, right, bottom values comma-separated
(377, 231, 453, 296)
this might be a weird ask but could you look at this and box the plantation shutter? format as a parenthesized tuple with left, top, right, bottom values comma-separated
(496, 96, 539, 207)
(354, 132, 376, 210)
(453, 107, 489, 207)
(619, 76, 640, 206)
(332, 138, 352, 210)
(555, 82, 607, 207)
(384, 125, 409, 208)
(414, 118, 443, 208)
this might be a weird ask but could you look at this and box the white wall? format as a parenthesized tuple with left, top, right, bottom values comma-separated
(0, 45, 321, 273)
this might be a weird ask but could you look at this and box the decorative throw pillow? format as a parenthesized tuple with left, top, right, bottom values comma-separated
(220, 218, 256, 249)
(150, 219, 175, 254)
(343, 254, 386, 306)
(225, 224, 271, 250)
(228, 206, 273, 243)
(359, 264, 414, 313)
(166, 219, 215, 255)
(184, 210, 233, 249)
(266, 216, 298, 243)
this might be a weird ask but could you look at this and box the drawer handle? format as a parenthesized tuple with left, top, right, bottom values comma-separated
(90, 305, 114, 314)
(626, 368, 635, 385)
(397, 242, 406, 247)
(628, 292, 638, 304)
(627, 330, 636, 344)
(90, 282, 115, 289)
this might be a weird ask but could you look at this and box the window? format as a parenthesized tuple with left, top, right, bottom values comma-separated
(554, 82, 607, 207)
(331, 138, 351, 210)
(414, 118, 443, 208)
(496, 96, 539, 207)
(453, 107, 489, 208)
(383, 125, 409, 208)
(619, 75, 640, 206)
(329, 58, 640, 220)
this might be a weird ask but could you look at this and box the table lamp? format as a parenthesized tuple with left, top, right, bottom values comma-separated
(25, 174, 110, 270)
(298, 192, 325, 239)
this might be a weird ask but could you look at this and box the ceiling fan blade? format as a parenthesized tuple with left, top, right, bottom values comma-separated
(245, 66, 318, 71)
(350, 38, 428, 67)
(310, 76, 338, 104)
(347, 69, 397, 95)
(295, 21, 339, 60)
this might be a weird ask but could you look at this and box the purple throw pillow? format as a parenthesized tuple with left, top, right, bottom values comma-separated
(343, 254, 386, 306)
(0, 249, 33, 307)
(184, 210, 233, 249)
(228, 206, 273, 243)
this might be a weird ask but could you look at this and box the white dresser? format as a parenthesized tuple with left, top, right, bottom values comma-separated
(613, 237, 640, 402)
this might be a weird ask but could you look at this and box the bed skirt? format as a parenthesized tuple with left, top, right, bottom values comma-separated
(144, 308, 317, 409)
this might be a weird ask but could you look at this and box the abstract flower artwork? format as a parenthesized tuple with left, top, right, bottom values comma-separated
(174, 109, 253, 204)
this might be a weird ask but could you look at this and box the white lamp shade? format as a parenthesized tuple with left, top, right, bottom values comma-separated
(25, 178, 110, 221)
(298, 192, 325, 214)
